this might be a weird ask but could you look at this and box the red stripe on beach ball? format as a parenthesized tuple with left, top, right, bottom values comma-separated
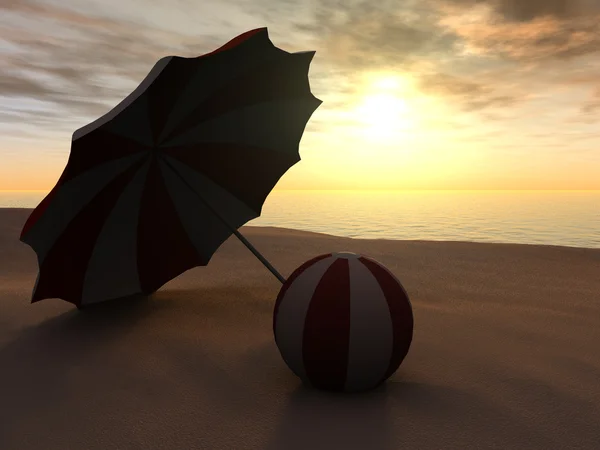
(302, 258, 351, 391)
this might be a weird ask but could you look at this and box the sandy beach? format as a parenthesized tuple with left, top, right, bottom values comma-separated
(1, 207, 599, 450)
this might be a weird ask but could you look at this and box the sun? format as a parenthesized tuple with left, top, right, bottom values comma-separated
(357, 94, 410, 138)
(354, 76, 414, 141)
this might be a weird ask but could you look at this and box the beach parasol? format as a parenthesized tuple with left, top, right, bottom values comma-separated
(19, 27, 322, 308)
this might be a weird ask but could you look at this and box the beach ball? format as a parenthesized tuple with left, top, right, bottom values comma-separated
(273, 252, 414, 393)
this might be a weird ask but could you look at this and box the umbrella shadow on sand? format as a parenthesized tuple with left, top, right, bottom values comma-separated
(0, 293, 163, 441)
(0, 283, 280, 447)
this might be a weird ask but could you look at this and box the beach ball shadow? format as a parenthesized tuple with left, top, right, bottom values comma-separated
(266, 382, 398, 450)
(265, 378, 513, 450)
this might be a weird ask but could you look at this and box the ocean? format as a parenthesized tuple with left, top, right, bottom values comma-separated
(2, 190, 599, 249)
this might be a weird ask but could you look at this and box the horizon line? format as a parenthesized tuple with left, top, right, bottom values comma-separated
(1, 189, 599, 192)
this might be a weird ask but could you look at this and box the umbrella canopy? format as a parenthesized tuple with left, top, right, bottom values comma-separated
(20, 27, 322, 307)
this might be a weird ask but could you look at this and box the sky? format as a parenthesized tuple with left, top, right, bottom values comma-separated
(1, 0, 600, 191)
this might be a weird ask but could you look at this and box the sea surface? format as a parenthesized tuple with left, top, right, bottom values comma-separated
(2, 190, 599, 249)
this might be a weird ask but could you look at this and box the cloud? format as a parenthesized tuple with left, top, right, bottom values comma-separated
(253, 0, 523, 115)
(0, 0, 469, 141)
(289, 0, 457, 72)
(442, 0, 600, 22)
(416, 71, 521, 111)
(437, 0, 600, 61)
(0, 0, 595, 147)
(580, 86, 600, 115)
(0, 0, 238, 125)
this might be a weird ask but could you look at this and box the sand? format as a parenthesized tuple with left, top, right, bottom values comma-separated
(1, 207, 599, 450)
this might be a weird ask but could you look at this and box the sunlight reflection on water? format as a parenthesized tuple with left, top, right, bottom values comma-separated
(2, 190, 599, 248)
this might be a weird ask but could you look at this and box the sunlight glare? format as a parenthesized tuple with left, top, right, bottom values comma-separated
(355, 75, 414, 141)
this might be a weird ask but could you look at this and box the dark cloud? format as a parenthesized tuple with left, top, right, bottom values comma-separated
(418, 73, 491, 96)
(464, 94, 518, 111)
(441, 16, 600, 62)
(497, 0, 572, 22)
(291, 0, 457, 71)
(0, 72, 56, 98)
(442, 0, 599, 22)
(417, 72, 521, 111)
(581, 86, 600, 115)
(437, 0, 600, 62)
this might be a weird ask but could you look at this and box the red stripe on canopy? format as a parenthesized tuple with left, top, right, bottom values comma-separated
(302, 258, 351, 391)
(200, 28, 267, 59)
(20, 175, 64, 240)
(136, 157, 202, 294)
(21, 133, 147, 241)
(31, 159, 146, 305)
(359, 257, 414, 382)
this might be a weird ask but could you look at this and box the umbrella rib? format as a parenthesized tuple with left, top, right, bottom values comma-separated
(158, 154, 286, 284)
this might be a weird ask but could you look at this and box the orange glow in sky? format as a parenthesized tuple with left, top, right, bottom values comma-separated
(2, 1, 600, 191)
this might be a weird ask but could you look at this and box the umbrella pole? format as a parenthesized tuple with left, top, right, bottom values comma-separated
(160, 155, 286, 284)
(230, 228, 287, 284)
